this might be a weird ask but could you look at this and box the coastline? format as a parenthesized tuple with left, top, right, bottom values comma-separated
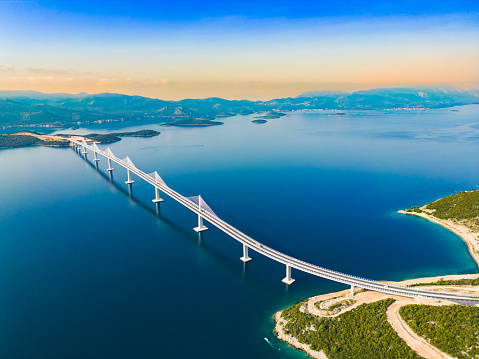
(276, 199, 479, 357)
(397, 210, 479, 267)
(274, 272, 479, 359)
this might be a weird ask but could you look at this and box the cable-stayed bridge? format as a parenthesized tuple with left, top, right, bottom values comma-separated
(70, 137, 479, 303)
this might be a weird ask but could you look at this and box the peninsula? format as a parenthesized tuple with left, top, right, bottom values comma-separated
(161, 118, 223, 127)
(0, 129, 160, 149)
(275, 190, 479, 358)
(399, 190, 479, 266)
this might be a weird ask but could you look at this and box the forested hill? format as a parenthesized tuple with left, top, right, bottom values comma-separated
(1, 86, 478, 128)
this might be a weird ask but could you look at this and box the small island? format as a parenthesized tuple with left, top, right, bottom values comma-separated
(275, 190, 479, 358)
(253, 112, 287, 120)
(161, 118, 224, 127)
(328, 113, 347, 116)
(79, 129, 160, 144)
(251, 119, 267, 124)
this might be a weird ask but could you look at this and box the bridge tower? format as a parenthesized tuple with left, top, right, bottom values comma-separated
(125, 169, 135, 184)
(193, 195, 208, 232)
(105, 148, 115, 172)
(124, 156, 135, 185)
(92, 143, 100, 162)
(282, 264, 295, 285)
(107, 158, 114, 171)
(240, 244, 252, 262)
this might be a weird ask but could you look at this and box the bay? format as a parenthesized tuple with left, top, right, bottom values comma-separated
(1, 106, 478, 358)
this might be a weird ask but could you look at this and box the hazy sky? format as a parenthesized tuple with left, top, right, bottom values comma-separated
(1, 0, 478, 100)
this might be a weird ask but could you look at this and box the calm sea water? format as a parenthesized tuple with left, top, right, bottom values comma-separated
(1, 106, 478, 358)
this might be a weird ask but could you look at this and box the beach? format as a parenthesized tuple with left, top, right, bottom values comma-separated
(398, 209, 479, 267)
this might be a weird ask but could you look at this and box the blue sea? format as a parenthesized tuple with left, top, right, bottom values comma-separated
(1, 106, 478, 358)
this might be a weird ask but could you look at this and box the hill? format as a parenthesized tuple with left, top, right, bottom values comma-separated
(1, 86, 478, 129)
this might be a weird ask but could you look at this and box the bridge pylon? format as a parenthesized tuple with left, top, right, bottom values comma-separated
(240, 244, 252, 262)
(193, 195, 208, 232)
(107, 158, 114, 172)
(282, 264, 295, 285)
(92, 143, 100, 162)
(152, 187, 164, 203)
(125, 169, 135, 185)
(149, 172, 165, 203)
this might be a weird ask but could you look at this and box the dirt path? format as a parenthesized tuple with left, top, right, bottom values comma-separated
(386, 300, 456, 359)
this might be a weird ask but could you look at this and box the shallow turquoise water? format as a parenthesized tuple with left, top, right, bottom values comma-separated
(1, 106, 478, 358)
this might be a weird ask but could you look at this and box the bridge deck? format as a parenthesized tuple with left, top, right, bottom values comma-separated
(70, 139, 479, 303)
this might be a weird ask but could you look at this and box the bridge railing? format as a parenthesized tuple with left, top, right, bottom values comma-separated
(69, 139, 479, 302)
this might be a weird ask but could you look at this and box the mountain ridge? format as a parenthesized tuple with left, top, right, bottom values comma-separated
(1, 86, 478, 128)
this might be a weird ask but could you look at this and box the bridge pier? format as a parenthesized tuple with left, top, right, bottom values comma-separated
(107, 158, 114, 172)
(194, 214, 208, 232)
(125, 169, 135, 185)
(282, 264, 295, 285)
(240, 244, 252, 262)
(93, 151, 100, 162)
(152, 187, 164, 203)
(82, 146, 88, 156)
(194, 195, 208, 232)
(350, 285, 355, 297)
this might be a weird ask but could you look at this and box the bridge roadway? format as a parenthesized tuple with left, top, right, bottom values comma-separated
(70, 138, 479, 303)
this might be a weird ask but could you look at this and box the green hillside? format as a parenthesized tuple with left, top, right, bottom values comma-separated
(426, 190, 479, 227)
(400, 304, 479, 359)
(280, 298, 419, 359)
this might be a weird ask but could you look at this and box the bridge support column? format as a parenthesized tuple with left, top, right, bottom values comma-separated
(282, 264, 295, 285)
(350, 285, 355, 297)
(107, 158, 114, 172)
(82, 146, 88, 156)
(152, 187, 164, 203)
(194, 214, 208, 232)
(93, 151, 100, 162)
(240, 244, 252, 262)
(125, 169, 135, 184)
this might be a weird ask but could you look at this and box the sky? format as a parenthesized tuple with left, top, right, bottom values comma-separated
(1, 0, 478, 100)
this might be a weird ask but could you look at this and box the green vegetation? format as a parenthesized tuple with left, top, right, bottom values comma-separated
(313, 298, 356, 313)
(0, 134, 41, 148)
(426, 190, 479, 225)
(410, 278, 479, 287)
(253, 112, 287, 119)
(0, 129, 159, 149)
(400, 304, 479, 359)
(0, 134, 69, 149)
(84, 130, 160, 143)
(280, 298, 419, 358)
(162, 118, 223, 126)
(1, 87, 478, 128)
(406, 206, 423, 213)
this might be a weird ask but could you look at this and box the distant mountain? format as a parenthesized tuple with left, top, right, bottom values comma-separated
(468, 89, 479, 98)
(297, 90, 350, 97)
(0, 90, 89, 103)
(1, 86, 478, 128)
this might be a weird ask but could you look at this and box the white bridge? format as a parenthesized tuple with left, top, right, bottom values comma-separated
(70, 138, 479, 303)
